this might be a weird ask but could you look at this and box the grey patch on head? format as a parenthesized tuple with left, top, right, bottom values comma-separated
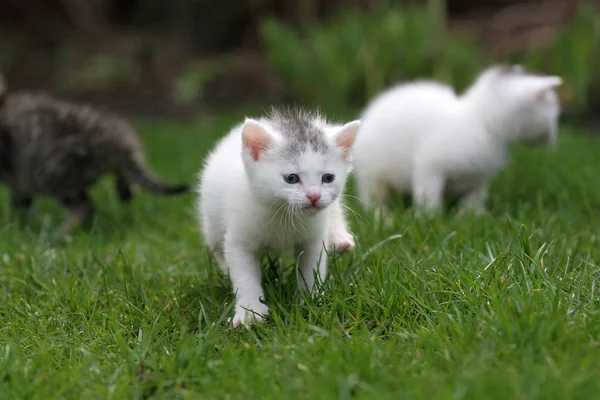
(265, 106, 332, 157)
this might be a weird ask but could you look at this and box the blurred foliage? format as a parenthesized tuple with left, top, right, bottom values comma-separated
(262, 1, 600, 117)
(262, 4, 483, 111)
(1, 0, 598, 119)
(520, 2, 600, 116)
(54, 52, 138, 92)
(172, 61, 216, 104)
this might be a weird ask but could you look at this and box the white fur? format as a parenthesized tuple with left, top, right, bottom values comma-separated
(197, 114, 359, 327)
(353, 65, 562, 215)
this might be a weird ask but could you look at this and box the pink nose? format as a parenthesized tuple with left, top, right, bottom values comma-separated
(306, 192, 321, 205)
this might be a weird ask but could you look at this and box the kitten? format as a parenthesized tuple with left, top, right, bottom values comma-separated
(352, 65, 562, 216)
(197, 108, 359, 327)
(0, 78, 190, 233)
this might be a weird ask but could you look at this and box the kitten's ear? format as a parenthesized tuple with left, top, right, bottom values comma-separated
(241, 119, 274, 161)
(333, 120, 360, 159)
(533, 76, 563, 101)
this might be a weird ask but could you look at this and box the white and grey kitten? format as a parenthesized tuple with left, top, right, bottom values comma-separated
(353, 64, 562, 216)
(197, 108, 359, 327)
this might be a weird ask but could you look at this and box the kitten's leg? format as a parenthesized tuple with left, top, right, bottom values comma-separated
(412, 170, 444, 215)
(457, 184, 489, 216)
(224, 241, 268, 327)
(297, 238, 328, 294)
(57, 191, 95, 234)
(326, 199, 355, 254)
(357, 177, 393, 226)
(355, 175, 374, 210)
(116, 175, 133, 203)
(356, 177, 387, 211)
(212, 250, 228, 271)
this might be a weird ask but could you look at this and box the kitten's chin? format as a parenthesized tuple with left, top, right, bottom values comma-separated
(299, 203, 326, 214)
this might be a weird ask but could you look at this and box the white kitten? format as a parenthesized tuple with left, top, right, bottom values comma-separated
(197, 108, 359, 327)
(353, 65, 562, 215)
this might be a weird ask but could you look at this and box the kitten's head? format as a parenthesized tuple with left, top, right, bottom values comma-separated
(240, 108, 359, 214)
(467, 64, 562, 147)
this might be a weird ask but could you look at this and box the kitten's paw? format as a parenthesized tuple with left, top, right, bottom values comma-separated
(232, 303, 269, 328)
(328, 231, 356, 254)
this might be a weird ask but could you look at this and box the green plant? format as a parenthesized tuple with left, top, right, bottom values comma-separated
(522, 2, 600, 116)
(172, 60, 218, 104)
(261, 5, 483, 111)
(2, 118, 600, 399)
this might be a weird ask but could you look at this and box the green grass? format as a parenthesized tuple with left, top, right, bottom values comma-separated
(1, 115, 600, 399)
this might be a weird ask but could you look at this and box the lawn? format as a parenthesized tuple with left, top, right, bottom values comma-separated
(1, 114, 599, 399)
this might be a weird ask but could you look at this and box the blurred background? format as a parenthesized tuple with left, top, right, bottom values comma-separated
(0, 0, 597, 123)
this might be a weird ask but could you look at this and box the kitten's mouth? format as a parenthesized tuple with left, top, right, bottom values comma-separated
(301, 204, 324, 213)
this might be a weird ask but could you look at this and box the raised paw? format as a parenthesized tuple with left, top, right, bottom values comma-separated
(232, 302, 269, 328)
(328, 231, 356, 254)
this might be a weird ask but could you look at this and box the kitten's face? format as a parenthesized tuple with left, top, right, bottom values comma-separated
(251, 149, 349, 213)
(241, 117, 358, 214)
(482, 66, 562, 147)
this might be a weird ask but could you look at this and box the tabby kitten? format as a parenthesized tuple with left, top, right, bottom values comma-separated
(0, 74, 190, 233)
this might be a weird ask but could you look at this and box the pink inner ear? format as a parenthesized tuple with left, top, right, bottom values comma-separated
(335, 121, 359, 159)
(336, 135, 354, 158)
(248, 136, 270, 161)
(242, 120, 272, 161)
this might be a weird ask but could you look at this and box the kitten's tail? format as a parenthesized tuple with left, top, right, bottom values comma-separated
(123, 152, 191, 196)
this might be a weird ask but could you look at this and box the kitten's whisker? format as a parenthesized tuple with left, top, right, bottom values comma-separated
(284, 203, 293, 233)
(295, 208, 309, 235)
(268, 202, 287, 226)
(342, 194, 369, 206)
(287, 206, 294, 232)
(291, 206, 303, 235)
(282, 204, 288, 231)
(341, 203, 369, 224)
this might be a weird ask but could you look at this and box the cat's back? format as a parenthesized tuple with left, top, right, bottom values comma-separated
(1, 92, 141, 151)
(198, 125, 246, 202)
(201, 123, 245, 180)
(198, 123, 255, 250)
(0, 92, 146, 193)
(353, 81, 459, 183)
(359, 81, 458, 140)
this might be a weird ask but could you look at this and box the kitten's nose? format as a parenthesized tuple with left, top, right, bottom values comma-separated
(306, 192, 321, 205)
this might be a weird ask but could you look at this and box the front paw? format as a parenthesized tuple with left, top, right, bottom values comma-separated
(328, 231, 356, 254)
(232, 302, 269, 328)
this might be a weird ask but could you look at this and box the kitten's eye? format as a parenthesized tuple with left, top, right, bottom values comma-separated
(322, 173, 335, 184)
(284, 174, 300, 184)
